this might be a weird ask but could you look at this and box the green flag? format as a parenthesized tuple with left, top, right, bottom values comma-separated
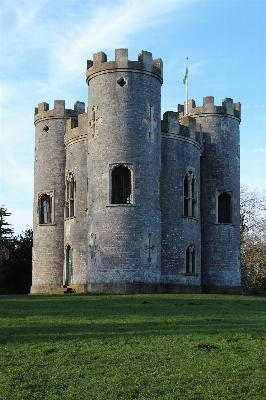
(183, 66, 188, 85)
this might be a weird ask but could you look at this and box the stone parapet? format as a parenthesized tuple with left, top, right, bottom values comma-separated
(161, 111, 202, 149)
(177, 97, 241, 121)
(86, 49, 163, 84)
(34, 100, 85, 124)
(64, 112, 88, 148)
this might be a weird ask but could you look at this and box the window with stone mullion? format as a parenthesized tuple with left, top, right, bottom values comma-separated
(65, 175, 75, 218)
(184, 171, 197, 218)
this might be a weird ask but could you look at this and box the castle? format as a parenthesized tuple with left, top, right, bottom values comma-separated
(31, 49, 241, 294)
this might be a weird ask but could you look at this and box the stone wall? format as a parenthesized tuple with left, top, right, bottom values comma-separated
(184, 97, 241, 292)
(86, 49, 162, 290)
(161, 112, 201, 287)
(64, 110, 87, 290)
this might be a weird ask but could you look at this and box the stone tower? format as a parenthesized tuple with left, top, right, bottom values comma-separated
(160, 111, 202, 292)
(32, 101, 84, 293)
(184, 97, 241, 293)
(85, 49, 163, 292)
(64, 104, 87, 292)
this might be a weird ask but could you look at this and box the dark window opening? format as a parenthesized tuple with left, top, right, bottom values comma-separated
(111, 165, 131, 204)
(43, 125, 49, 132)
(218, 192, 231, 223)
(184, 170, 197, 218)
(65, 245, 73, 286)
(186, 245, 196, 274)
(43, 125, 49, 133)
(117, 77, 127, 87)
(39, 194, 52, 224)
(65, 174, 75, 218)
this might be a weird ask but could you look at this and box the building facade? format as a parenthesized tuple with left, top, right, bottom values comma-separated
(31, 49, 241, 294)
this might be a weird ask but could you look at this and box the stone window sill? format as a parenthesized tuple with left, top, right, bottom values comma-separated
(215, 222, 234, 226)
(184, 273, 198, 276)
(38, 223, 56, 226)
(183, 216, 198, 221)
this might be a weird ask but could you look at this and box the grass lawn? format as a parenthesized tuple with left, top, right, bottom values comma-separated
(0, 293, 266, 400)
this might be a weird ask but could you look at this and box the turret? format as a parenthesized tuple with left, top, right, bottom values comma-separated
(160, 111, 202, 291)
(85, 49, 163, 293)
(31, 100, 82, 293)
(64, 107, 88, 292)
(179, 97, 241, 293)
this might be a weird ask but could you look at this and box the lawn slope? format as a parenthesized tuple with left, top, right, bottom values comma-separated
(0, 294, 265, 399)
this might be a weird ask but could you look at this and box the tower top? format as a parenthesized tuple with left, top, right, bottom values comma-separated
(86, 49, 163, 84)
(34, 100, 85, 125)
(177, 97, 241, 121)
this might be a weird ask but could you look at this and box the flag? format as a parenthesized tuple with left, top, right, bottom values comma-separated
(183, 65, 188, 85)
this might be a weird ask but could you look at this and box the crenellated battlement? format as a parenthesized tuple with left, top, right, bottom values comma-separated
(161, 111, 202, 148)
(177, 97, 241, 120)
(34, 100, 85, 125)
(64, 112, 88, 148)
(86, 49, 163, 84)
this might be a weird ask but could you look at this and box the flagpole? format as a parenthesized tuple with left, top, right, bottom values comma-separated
(186, 57, 188, 115)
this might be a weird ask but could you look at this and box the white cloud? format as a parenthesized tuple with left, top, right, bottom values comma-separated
(51, 0, 188, 80)
(12, 0, 48, 29)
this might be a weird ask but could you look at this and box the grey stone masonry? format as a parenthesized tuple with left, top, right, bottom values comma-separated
(64, 110, 87, 292)
(32, 49, 241, 295)
(86, 49, 162, 292)
(31, 100, 85, 294)
(161, 112, 202, 289)
(178, 97, 241, 294)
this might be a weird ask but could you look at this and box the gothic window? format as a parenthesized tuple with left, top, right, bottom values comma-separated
(38, 193, 53, 224)
(65, 172, 76, 218)
(184, 170, 197, 218)
(186, 245, 196, 274)
(111, 165, 132, 204)
(218, 192, 231, 223)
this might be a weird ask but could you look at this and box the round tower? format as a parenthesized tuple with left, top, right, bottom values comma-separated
(85, 49, 163, 293)
(160, 111, 202, 292)
(31, 100, 77, 293)
(185, 97, 241, 293)
(64, 103, 87, 292)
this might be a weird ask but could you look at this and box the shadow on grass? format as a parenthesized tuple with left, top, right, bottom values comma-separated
(1, 294, 265, 345)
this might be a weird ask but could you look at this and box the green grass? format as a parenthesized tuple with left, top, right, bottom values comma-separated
(0, 294, 266, 400)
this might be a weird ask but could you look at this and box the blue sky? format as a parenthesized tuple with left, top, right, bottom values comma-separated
(0, 0, 265, 234)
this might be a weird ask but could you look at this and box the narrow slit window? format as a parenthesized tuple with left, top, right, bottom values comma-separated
(65, 245, 73, 286)
(111, 165, 131, 204)
(186, 245, 196, 274)
(218, 192, 231, 223)
(65, 173, 76, 218)
(184, 170, 197, 218)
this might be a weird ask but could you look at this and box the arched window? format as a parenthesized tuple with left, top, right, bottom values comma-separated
(186, 245, 196, 274)
(218, 192, 231, 223)
(184, 170, 197, 218)
(65, 172, 76, 218)
(39, 193, 52, 224)
(111, 166, 132, 204)
(65, 245, 73, 286)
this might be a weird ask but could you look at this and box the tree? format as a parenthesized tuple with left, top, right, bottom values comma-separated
(240, 186, 266, 295)
(0, 206, 14, 261)
(0, 206, 32, 294)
